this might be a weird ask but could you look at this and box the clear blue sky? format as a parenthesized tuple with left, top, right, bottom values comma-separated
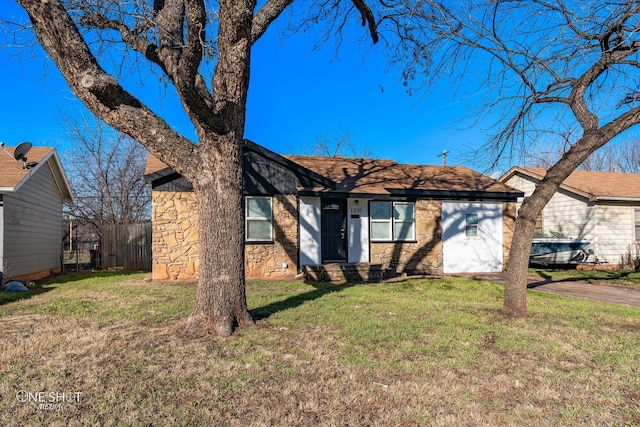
(0, 2, 492, 171)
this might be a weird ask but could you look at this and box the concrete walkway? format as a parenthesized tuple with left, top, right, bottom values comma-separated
(457, 273, 640, 308)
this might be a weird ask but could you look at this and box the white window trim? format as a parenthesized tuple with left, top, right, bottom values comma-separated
(465, 213, 479, 238)
(245, 196, 273, 242)
(634, 208, 640, 242)
(370, 201, 416, 242)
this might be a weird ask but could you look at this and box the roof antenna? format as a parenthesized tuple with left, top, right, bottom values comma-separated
(0, 142, 13, 160)
(437, 149, 450, 166)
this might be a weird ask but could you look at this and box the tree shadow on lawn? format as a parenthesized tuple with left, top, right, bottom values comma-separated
(40, 269, 148, 285)
(0, 270, 147, 306)
(527, 267, 640, 289)
(250, 281, 357, 321)
(0, 286, 54, 306)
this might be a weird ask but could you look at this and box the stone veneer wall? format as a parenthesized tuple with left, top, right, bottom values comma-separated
(245, 194, 298, 278)
(502, 201, 517, 268)
(152, 191, 199, 281)
(370, 200, 443, 275)
(151, 191, 298, 280)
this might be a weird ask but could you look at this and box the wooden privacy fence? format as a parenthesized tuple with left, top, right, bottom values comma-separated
(101, 223, 152, 270)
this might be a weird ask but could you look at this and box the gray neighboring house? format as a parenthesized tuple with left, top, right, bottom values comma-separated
(0, 146, 73, 282)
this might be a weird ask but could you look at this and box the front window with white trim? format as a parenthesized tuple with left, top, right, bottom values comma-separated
(246, 196, 273, 242)
(370, 201, 416, 241)
(635, 208, 640, 241)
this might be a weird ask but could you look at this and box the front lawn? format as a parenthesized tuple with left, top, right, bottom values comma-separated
(530, 267, 640, 290)
(1, 271, 639, 426)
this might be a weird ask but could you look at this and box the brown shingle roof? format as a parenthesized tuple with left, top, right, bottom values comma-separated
(0, 146, 57, 190)
(284, 155, 520, 195)
(502, 167, 640, 201)
(145, 153, 171, 177)
(145, 150, 522, 197)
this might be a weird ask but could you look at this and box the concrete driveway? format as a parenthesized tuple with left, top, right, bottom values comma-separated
(456, 272, 640, 308)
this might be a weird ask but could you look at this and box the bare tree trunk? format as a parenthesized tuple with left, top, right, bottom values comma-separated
(503, 132, 610, 317)
(181, 0, 255, 336)
(503, 198, 538, 317)
(184, 135, 254, 336)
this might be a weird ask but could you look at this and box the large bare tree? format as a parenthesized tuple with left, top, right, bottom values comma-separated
(64, 115, 150, 234)
(297, 130, 376, 158)
(419, 1, 640, 316)
(527, 138, 640, 174)
(5, 0, 442, 336)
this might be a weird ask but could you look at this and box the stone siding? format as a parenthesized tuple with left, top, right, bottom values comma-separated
(245, 194, 298, 278)
(151, 191, 298, 280)
(502, 201, 517, 268)
(151, 191, 199, 281)
(152, 193, 512, 280)
(370, 200, 443, 275)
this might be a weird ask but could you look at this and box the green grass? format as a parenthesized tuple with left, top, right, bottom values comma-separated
(530, 267, 640, 289)
(1, 271, 640, 426)
(1, 271, 195, 322)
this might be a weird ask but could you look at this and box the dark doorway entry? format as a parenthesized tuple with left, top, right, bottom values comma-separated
(321, 199, 346, 262)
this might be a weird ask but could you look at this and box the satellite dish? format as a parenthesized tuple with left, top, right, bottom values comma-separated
(14, 142, 32, 161)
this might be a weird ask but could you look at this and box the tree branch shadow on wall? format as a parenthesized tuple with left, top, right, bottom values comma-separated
(386, 208, 442, 278)
(250, 281, 356, 320)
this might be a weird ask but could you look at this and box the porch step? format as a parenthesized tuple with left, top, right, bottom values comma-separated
(303, 263, 386, 282)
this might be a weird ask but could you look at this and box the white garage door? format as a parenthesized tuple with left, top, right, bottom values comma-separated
(442, 202, 503, 273)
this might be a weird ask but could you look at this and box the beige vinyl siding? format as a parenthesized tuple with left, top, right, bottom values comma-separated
(593, 204, 636, 264)
(3, 163, 63, 278)
(504, 175, 548, 233)
(505, 173, 597, 256)
(504, 170, 640, 265)
(504, 175, 536, 210)
(543, 188, 595, 241)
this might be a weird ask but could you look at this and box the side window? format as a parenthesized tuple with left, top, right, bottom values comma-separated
(465, 213, 478, 237)
(246, 197, 273, 242)
(635, 209, 640, 241)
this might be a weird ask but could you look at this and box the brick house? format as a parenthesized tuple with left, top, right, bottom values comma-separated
(145, 140, 523, 281)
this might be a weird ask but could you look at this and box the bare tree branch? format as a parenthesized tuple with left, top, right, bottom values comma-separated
(18, 0, 198, 179)
(251, 0, 294, 44)
(64, 114, 151, 235)
(350, 0, 378, 44)
(413, 0, 640, 317)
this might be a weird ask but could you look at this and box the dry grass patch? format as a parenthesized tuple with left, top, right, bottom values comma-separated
(1, 272, 639, 426)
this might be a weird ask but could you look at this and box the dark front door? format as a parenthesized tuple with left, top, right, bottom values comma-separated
(321, 199, 347, 261)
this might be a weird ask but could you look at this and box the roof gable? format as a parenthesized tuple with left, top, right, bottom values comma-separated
(0, 146, 73, 201)
(501, 166, 640, 201)
(145, 139, 336, 191)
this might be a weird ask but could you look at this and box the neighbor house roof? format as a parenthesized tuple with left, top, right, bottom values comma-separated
(500, 166, 640, 202)
(0, 146, 73, 201)
(285, 155, 522, 199)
